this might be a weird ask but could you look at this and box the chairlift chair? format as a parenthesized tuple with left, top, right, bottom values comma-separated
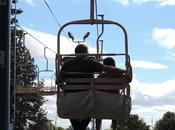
(56, 1, 132, 121)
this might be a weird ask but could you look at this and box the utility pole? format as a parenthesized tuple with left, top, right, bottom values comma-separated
(0, 0, 11, 130)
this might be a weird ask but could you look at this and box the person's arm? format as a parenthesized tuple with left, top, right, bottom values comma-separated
(102, 65, 132, 82)
(102, 65, 125, 76)
(103, 65, 125, 72)
(103, 65, 132, 82)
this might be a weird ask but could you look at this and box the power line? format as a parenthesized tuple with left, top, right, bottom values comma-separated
(43, 0, 62, 28)
(17, 25, 56, 54)
(43, 0, 74, 48)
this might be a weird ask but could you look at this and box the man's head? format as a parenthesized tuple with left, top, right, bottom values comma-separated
(75, 44, 88, 54)
(103, 57, 115, 66)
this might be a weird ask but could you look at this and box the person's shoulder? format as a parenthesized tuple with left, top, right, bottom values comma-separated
(85, 57, 100, 63)
(63, 57, 77, 64)
(61, 59, 75, 69)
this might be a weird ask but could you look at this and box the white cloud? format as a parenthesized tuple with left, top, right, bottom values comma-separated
(25, 29, 175, 129)
(131, 105, 175, 126)
(162, 51, 175, 61)
(131, 60, 168, 69)
(159, 0, 175, 6)
(133, 0, 156, 5)
(132, 79, 175, 97)
(43, 75, 175, 129)
(20, 0, 36, 6)
(25, 28, 97, 62)
(152, 28, 175, 49)
(112, 0, 175, 6)
(131, 75, 175, 106)
(134, 0, 175, 6)
(113, 0, 129, 5)
(25, 28, 76, 61)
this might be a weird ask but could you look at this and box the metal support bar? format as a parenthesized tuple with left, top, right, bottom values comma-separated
(90, 0, 94, 22)
(44, 47, 48, 70)
(99, 40, 103, 60)
(96, 14, 104, 56)
(0, 0, 10, 130)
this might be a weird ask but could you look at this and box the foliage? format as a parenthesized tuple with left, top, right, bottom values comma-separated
(154, 111, 175, 130)
(57, 127, 66, 130)
(113, 114, 150, 130)
(11, 28, 49, 130)
(11, 0, 23, 25)
(14, 95, 48, 130)
(65, 125, 74, 130)
(11, 29, 37, 86)
(10, 1, 49, 130)
(44, 122, 65, 130)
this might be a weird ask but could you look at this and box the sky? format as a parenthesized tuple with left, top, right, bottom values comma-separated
(15, 0, 175, 129)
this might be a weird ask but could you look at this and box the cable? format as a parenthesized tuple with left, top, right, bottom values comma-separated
(43, 0, 62, 28)
(17, 25, 56, 54)
(43, 0, 74, 48)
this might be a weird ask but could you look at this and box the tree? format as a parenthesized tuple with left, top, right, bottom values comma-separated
(10, 1, 49, 130)
(154, 111, 175, 130)
(11, 0, 23, 25)
(65, 125, 74, 130)
(113, 114, 150, 130)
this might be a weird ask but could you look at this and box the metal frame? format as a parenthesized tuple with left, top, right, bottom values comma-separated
(56, 19, 130, 81)
(56, 0, 130, 81)
(56, 0, 132, 125)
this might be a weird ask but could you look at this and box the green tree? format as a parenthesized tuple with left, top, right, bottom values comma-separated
(154, 111, 175, 130)
(11, 1, 49, 130)
(44, 122, 65, 130)
(11, 0, 23, 25)
(57, 127, 65, 130)
(113, 114, 150, 130)
(65, 125, 74, 130)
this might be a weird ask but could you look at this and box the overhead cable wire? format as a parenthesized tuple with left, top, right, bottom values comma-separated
(43, 0, 62, 28)
(43, 0, 74, 48)
(17, 25, 56, 54)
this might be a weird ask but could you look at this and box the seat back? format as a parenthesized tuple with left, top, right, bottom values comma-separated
(57, 71, 130, 96)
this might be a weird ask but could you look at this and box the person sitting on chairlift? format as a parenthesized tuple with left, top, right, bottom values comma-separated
(61, 44, 130, 130)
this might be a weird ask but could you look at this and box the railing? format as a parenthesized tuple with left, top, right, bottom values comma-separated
(15, 86, 57, 96)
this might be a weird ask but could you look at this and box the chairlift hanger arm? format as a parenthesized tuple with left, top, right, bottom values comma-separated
(96, 15, 104, 55)
(57, 19, 128, 52)
(57, 19, 128, 62)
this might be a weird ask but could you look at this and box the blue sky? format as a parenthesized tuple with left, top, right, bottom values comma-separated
(15, 0, 175, 129)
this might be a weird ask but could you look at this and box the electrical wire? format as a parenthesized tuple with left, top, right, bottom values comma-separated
(43, 0, 62, 28)
(43, 0, 74, 48)
(17, 25, 56, 54)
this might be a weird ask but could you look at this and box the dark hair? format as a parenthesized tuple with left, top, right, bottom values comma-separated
(75, 44, 88, 54)
(103, 57, 115, 66)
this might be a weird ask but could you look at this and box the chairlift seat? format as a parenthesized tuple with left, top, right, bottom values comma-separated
(57, 72, 131, 120)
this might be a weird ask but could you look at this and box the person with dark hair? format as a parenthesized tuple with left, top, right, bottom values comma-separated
(103, 57, 116, 66)
(61, 44, 104, 73)
(96, 57, 129, 130)
(61, 44, 129, 130)
(74, 44, 88, 54)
